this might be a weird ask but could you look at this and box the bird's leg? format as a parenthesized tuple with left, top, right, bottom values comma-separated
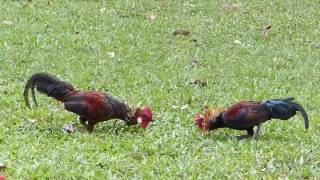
(246, 127, 254, 137)
(234, 127, 254, 140)
(106, 120, 118, 135)
(114, 123, 130, 135)
(253, 124, 262, 140)
(87, 120, 96, 133)
(79, 117, 88, 126)
(111, 120, 118, 129)
(124, 123, 131, 131)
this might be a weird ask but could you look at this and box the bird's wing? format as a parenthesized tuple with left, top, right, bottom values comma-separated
(64, 96, 89, 118)
(222, 101, 270, 129)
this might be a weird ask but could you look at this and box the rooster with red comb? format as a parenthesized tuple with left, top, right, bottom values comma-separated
(24, 73, 153, 132)
(194, 97, 309, 139)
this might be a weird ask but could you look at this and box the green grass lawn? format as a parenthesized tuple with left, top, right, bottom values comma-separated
(1, 0, 320, 178)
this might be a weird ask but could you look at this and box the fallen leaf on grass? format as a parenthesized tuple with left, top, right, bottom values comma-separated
(173, 30, 190, 36)
(312, 43, 320, 49)
(190, 57, 199, 67)
(107, 52, 115, 58)
(171, 104, 189, 111)
(147, 13, 157, 21)
(190, 57, 206, 67)
(221, 2, 242, 10)
(63, 123, 76, 133)
(189, 79, 207, 87)
(234, 39, 242, 45)
(100, 7, 106, 13)
(28, 119, 37, 124)
(180, 104, 189, 111)
(2, 20, 13, 25)
(261, 24, 272, 37)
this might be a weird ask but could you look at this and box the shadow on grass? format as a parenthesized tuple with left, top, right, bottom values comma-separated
(199, 130, 294, 144)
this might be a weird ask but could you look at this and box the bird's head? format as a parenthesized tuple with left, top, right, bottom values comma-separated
(194, 113, 205, 130)
(135, 106, 153, 129)
(194, 108, 222, 131)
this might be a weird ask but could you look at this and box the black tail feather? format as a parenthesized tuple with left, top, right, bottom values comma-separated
(265, 97, 309, 129)
(24, 73, 75, 108)
(269, 97, 295, 102)
(290, 101, 309, 129)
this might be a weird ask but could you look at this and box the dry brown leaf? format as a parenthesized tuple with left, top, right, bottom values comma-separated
(173, 30, 190, 36)
(63, 123, 76, 133)
(190, 79, 207, 87)
(261, 25, 272, 37)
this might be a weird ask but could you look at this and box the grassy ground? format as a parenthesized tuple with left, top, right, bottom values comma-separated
(1, 0, 320, 178)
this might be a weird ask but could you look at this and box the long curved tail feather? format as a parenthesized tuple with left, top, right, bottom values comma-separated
(264, 97, 309, 129)
(289, 101, 309, 129)
(24, 73, 75, 108)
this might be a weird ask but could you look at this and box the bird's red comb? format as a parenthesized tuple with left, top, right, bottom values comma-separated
(141, 106, 153, 120)
(194, 113, 205, 129)
(139, 106, 153, 129)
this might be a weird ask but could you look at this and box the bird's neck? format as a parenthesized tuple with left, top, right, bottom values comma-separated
(125, 108, 139, 125)
(121, 105, 140, 125)
(112, 101, 133, 122)
(105, 94, 137, 124)
(207, 112, 226, 130)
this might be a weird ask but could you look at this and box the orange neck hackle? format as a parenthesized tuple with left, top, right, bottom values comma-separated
(194, 108, 224, 131)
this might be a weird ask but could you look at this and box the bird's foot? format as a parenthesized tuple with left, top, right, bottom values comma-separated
(252, 124, 262, 140)
(79, 117, 88, 126)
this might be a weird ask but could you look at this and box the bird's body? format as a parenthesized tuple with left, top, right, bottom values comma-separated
(24, 73, 152, 132)
(194, 98, 309, 139)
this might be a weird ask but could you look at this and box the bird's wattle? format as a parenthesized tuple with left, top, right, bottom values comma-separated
(194, 114, 205, 129)
(138, 106, 153, 129)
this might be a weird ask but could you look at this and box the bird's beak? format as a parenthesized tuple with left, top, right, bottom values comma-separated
(137, 117, 142, 124)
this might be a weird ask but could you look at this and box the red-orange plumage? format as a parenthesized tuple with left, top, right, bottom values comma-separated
(84, 92, 108, 118)
(194, 98, 309, 139)
(222, 101, 270, 129)
(24, 73, 153, 132)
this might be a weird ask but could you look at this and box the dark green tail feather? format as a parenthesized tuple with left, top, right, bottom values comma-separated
(265, 97, 309, 129)
(23, 73, 74, 108)
(290, 101, 309, 129)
